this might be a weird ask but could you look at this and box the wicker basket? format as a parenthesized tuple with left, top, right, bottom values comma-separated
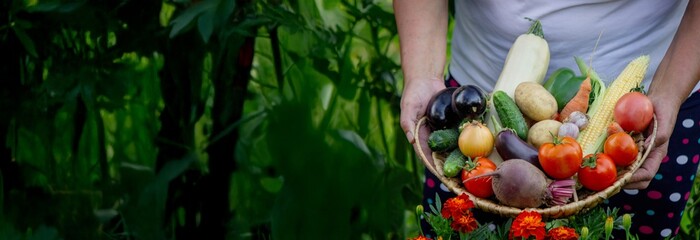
(414, 116, 657, 219)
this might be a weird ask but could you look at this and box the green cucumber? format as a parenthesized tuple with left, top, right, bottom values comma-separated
(492, 90, 529, 140)
(428, 128, 459, 152)
(443, 149, 466, 178)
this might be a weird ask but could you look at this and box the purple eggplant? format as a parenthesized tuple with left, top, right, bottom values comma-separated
(426, 87, 460, 130)
(495, 128, 542, 169)
(452, 85, 487, 120)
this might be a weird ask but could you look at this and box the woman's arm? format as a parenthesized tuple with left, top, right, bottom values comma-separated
(394, 0, 450, 144)
(626, 0, 700, 189)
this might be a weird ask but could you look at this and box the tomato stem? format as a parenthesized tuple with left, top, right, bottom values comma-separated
(631, 83, 646, 94)
(550, 132, 562, 145)
(581, 154, 598, 169)
(463, 156, 478, 172)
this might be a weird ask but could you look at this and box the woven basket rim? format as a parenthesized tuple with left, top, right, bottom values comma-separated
(413, 116, 657, 218)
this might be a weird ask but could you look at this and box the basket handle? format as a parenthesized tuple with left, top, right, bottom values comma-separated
(414, 117, 440, 176)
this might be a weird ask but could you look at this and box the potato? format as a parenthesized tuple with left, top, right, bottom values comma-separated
(528, 120, 562, 149)
(514, 82, 558, 121)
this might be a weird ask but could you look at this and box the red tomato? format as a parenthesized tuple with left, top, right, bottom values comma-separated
(604, 132, 639, 167)
(538, 136, 583, 179)
(614, 92, 654, 133)
(578, 154, 618, 191)
(461, 157, 497, 198)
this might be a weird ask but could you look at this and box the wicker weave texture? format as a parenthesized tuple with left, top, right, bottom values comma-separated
(414, 116, 657, 218)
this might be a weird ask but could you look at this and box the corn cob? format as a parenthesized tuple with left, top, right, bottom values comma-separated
(577, 55, 650, 155)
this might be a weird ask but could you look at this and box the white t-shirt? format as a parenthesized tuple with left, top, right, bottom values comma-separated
(449, 0, 699, 95)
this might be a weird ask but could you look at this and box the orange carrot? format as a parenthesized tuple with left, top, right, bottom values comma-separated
(559, 77, 592, 121)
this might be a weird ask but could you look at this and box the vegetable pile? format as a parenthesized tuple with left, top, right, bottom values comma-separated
(423, 19, 655, 211)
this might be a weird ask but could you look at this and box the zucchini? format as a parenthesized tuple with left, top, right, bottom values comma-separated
(428, 128, 459, 152)
(491, 19, 550, 101)
(485, 18, 549, 138)
(492, 90, 529, 140)
(443, 149, 466, 178)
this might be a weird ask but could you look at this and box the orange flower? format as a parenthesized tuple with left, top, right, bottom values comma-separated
(509, 211, 546, 240)
(450, 211, 479, 233)
(546, 226, 579, 240)
(441, 193, 474, 219)
(408, 235, 432, 240)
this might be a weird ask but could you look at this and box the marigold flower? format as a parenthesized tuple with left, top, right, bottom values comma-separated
(546, 226, 579, 240)
(450, 211, 479, 233)
(580, 227, 589, 239)
(604, 216, 614, 239)
(622, 213, 632, 231)
(440, 193, 474, 219)
(408, 235, 432, 240)
(509, 211, 546, 240)
(416, 205, 425, 216)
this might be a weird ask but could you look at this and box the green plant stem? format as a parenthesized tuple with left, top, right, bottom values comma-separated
(525, 18, 544, 38)
(375, 97, 391, 159)
(270, 26, 284, 95)
(94, 109, 109, 186)
(416, 212, 424, 236)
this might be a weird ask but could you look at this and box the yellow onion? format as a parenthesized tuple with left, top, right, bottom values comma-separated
(458, 121, 494, 158)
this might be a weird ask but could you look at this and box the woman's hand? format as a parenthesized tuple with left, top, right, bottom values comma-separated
(400, 79, 446, 144)
(625, 0, 700, 189)
(624, 96, 678, 189)
(400, 78, 445, 174)
(393, 0, 449, 145)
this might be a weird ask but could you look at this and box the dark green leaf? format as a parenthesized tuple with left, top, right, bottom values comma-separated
(26, 1, 85, 13)
(27, 225, 60, 240)
(156, 152, 196, 183)
(214, 0, 236, 28)
(121, 162, 153, 172)
(197, 10, 214, 43)
(12, 19, 32, 28)
(93, 209, 119, 223)
(208, 110, 267, 147)
(260, 177, 283, 193)
(337, 130, 371, 157)
(169, 1, 216, 38)
(11, 25, 37, 58)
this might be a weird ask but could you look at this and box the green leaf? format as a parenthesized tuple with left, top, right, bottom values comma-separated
(156, 152, 196, 183)
(11, 25, 37, 58)
(26, 225, 60, 240)
(260, 177, 283, 193)
(26, 1, 85, 13)
(168, 1, 216, 38)
(216, 0, 236, 22)
(197, 10, 214, 43)
(207, 110, 266, 147)
(337, 130, 371, 158)
(93, 209, 119, 223)
(19, 163, 49, 188)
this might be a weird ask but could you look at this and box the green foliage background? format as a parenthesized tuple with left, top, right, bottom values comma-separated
(0, 0, 697, 239)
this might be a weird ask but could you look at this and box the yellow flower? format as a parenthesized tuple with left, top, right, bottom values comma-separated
(604, 216, 614, 239)
(622, 214, 632, 231)
(580, 226, 589, 239)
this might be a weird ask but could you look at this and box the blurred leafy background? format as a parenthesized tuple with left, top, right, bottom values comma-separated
(0, 0, 697, 239)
